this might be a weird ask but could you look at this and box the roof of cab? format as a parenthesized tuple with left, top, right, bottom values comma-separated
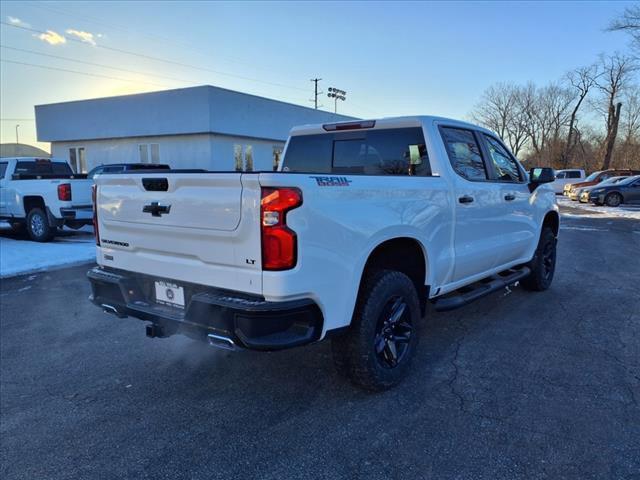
(289, 115, 495, 136)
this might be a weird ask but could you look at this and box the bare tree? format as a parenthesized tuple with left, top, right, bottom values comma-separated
(608, 5, 640, 56)
(561, 64, 599, 168)
(616, 85, 640, 168)
(471, 83, 528, 156)
(517, 82, 573, 166)
(596, 53, 638, 170)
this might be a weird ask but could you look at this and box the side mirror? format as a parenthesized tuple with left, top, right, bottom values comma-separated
(529, 167, 555, 192)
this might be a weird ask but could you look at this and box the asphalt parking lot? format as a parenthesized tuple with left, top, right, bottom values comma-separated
(1, 207, 639, 479)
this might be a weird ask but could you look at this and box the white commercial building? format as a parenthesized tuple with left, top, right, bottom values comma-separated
(35, 85, 355, 173)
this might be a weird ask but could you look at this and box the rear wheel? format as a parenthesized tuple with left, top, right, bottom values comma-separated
(331, 270, 420, 391)
(522, 227, 556, 292)
(26, 208, 54, 242)
(605, 192, 622, 207)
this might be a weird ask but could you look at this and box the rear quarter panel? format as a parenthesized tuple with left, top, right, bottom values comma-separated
(259, 172, 454, 334)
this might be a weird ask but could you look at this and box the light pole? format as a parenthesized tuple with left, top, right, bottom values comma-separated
(15, 124, 20, 144)
(327, 87, 346, 113)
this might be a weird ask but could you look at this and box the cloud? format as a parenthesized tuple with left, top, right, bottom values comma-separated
(37, 30, 66, 45)
(65, 29, 97, 46)
(7, 16, 31, 28)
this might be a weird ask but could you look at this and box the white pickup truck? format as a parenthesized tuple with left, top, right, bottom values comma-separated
(87, 116, 559, 390)
(0, 157, 93, 241)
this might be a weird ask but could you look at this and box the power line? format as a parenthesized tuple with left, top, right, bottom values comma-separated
(0, 45, 198, 85)
(0, 59, 173, 87)
(0, 57, 312, 108)
(0, 21, 309, 93)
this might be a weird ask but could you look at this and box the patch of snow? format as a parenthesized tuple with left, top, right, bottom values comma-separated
(557, 196, 640, 220)
(560, 225, 608, 232)
(0, 228, 96, 278)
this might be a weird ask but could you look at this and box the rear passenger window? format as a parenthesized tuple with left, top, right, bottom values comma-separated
(483, 135, 522, 182)
(284, 135, 333, 173)
(283, 127, 431, 176)
(440, 127, 487, 181)
(567, 171, 582, 179)
(0, 162, 7, 179)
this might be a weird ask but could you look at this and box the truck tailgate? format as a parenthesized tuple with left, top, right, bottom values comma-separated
(70, 178, 93, 206)
(95, 173, 262, 294)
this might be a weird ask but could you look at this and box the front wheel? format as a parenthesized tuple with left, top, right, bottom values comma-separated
(331, 270, 421, 391)
(605, 192, 622, 207)
(26, 208, 54, 242)
(522, 227, 556, 291)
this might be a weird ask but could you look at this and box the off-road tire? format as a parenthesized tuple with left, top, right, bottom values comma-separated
(522, 227, 556, 292)
(331, 270, 421, 391)
(26, 208, 54, 242)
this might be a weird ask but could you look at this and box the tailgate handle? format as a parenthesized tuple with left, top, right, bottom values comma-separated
(142, 178, 169, 191)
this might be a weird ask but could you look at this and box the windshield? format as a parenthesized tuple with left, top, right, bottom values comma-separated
(599, 176, 625, 186)
(617, 175, 639, 186)
(584, 171, 602, 181)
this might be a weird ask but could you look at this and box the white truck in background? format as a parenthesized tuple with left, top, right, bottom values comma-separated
(87, 116, 559, 391)
(550, 168, 585, 194)
(0, 158, 93, 241)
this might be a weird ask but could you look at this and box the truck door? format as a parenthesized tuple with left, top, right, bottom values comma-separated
(478, 134, 536, 267)
(439, 126, 504, 282)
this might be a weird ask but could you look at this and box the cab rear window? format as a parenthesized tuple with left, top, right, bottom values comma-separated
(15, 160, 73, 175)
(283, 127, 432, 176)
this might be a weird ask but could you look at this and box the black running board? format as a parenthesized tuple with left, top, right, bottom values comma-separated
(433, 266, 531, 312)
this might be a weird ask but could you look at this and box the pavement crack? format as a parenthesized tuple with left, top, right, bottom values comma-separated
(446, 314, 470, 413)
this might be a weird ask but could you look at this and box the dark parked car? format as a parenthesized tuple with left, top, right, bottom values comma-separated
(588, 175, 640, 207)
(88, 163, 171, 179)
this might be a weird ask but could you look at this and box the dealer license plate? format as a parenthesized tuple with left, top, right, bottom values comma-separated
(154, 281, 185, 309)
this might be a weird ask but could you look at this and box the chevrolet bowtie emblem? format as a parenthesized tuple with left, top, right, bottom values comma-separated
(142, 202, 171, 217)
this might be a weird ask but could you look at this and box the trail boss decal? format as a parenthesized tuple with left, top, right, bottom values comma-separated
(310, 176, 352, 187)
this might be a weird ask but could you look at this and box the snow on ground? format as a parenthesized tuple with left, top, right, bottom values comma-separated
(557, 196, 640, 220)
(0, 226, 96, 278)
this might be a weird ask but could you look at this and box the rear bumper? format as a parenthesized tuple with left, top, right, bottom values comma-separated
(60, 206, 93, 221)
(87, 267, 323, 351)
(45, 206, 93, 228)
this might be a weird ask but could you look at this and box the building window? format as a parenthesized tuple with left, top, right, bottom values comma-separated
(139, 143, 160, 163)
(234, 144, 243, 171)
(244, 145, 253, 172)
(69, 147, 87, 173)
(273, 146, 282, 171)
(233, 144, 254, 171)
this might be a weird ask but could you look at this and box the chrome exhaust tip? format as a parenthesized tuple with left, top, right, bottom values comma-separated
(207, 333, 237, 351)
(101, 303, 125, 318)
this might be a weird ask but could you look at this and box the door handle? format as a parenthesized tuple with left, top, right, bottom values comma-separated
(504, 194, 516, 201)
(458, 195, 474, 204)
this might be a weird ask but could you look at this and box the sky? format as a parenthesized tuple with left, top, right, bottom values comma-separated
(0, 0, 635, 151)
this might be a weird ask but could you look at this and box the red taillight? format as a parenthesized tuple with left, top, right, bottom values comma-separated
(57, 183, 72, 201)
(92, 184, 100, 246)
(260, 187, 302, 270)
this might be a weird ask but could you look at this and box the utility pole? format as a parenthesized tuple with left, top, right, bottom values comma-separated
(15, 124, 19, 144)
(310, 78, 322, 109)
(327, 87, 347, 113)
